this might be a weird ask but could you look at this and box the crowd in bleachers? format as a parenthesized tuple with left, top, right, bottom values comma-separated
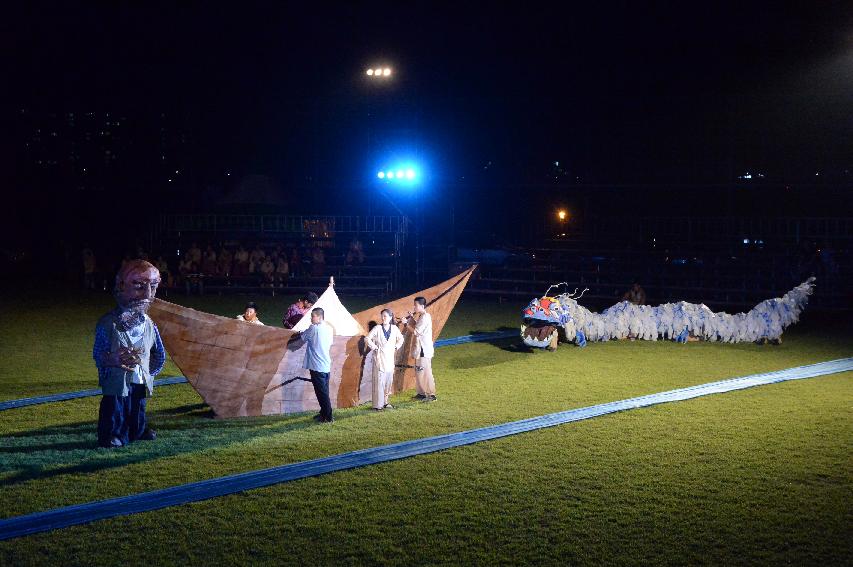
(82, 236, 388, 296)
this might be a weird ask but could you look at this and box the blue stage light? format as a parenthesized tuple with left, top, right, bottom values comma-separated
(375, 161, 423, 186)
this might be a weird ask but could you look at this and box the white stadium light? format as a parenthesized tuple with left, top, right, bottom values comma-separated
(377, 171, 385, 178)
(396, 170, 404, 178)
(366, 69, 374, 76)
(406, 169, 415, 179)
(383, 68, 391, 76)
(387, 171, 395, 179)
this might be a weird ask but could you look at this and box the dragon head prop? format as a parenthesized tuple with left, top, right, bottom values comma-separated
(520, 284, 588, 349)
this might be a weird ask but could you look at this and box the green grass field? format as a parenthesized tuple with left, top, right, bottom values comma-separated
(0, 287, 851, 566)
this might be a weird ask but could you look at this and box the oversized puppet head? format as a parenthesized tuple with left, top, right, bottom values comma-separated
(521, 295, 572, 348)
(114, 260, 161, 328)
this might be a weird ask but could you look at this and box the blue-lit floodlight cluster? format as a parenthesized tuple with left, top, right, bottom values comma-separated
(377, 167, 417, 182)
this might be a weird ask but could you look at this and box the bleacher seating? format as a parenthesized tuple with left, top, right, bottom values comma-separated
(463, 216, 852, 311)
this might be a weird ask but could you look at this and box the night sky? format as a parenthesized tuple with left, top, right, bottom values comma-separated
(2, 3, 852, 226)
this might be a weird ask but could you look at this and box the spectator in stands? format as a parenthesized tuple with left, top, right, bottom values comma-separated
(188, 242, 202, 266)
(248, 250, 263, 275)
(155, 256, 173, 288)
(260, 256, 275, 287)
(282, 292, 318, 329)
(311, 246, 326, 277)
(179, 256, 203, 295)
(234, 245, 249, 277)
(623, 281, 647, 305)
(346, 237, 365, 266)
(249, 244, 265, 268)
(218, 246, 233, 277)
(202, 246, 218, 275)
(289, 247, 301, 277)
(236, 301, 265, 325)
(275, 254, 290, 287)
(82, 247, 97, 290)
(178, 256, 194, 285)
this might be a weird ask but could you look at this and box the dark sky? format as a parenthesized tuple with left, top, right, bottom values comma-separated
(2, 2, 852, 188)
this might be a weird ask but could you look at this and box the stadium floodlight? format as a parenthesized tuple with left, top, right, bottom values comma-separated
(557, 209, 567, 221)
(366, 66, 393, 79)
(376, 163, 421, 186)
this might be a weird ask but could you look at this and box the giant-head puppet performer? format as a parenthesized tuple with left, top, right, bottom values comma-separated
(92, 259, 166, 448)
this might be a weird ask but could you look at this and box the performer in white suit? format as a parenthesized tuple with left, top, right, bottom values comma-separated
(405, 296, 436, 402)
(365, 308, 405, 410)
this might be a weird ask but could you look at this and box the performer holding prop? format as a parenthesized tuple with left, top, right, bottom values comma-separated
(365, 308, 404, 410)
(93, 260, 166, 448)
(404, 296, 437, 402)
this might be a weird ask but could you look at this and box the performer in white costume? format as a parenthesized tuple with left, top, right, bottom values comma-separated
(365, 308, 404, 410)
(405, 296, 436, 402)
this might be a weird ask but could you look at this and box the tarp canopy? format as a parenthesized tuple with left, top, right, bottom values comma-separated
(291, 282, 366, 337)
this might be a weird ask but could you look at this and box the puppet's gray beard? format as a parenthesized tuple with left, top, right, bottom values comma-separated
(116, 307, 147, 331)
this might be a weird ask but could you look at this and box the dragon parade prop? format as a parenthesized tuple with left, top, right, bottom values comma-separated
(521, 278, 816, 349)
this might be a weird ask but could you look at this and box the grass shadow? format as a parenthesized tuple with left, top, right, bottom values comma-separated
(0, 407, 362, 488)
(466, 326, 517, 335)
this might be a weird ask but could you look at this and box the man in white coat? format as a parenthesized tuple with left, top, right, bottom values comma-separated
(365, 308, 404, 410)
(405, 296, 436, 402)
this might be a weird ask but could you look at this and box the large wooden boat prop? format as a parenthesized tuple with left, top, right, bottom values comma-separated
(148, 266, 476, 418)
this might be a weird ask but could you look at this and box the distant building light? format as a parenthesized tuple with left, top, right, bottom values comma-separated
(168, 178, 172, 182)
(743, 238, 750, 244)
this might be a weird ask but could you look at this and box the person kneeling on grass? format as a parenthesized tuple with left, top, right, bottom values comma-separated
(296, 307, 334, 423)
(365, 308, 404, 411)
(93, 260, 166, 448)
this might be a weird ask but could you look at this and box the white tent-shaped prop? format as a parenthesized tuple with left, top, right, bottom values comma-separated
(291, 277, 366, 336)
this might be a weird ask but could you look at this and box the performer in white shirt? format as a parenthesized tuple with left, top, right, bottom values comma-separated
(365, 308, 404, 410)
(404, 296, 436, 402)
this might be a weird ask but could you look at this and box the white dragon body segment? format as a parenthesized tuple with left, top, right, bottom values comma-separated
(521, 278, 816, 349)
